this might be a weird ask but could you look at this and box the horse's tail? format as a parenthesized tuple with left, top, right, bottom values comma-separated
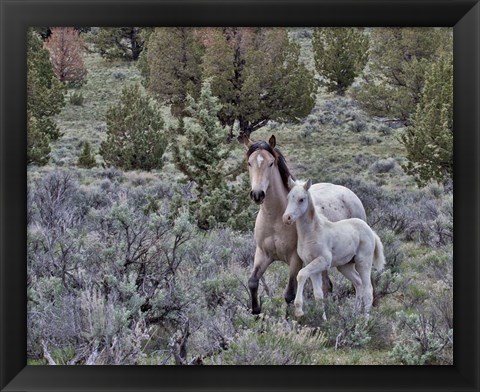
(373, 232, 386, 271)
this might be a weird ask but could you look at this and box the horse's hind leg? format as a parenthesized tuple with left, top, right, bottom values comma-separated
(337, 262, 363, 312)
(354, 258, 374, 314)
(248, 248, 272, 314)
(321, 271, 333, 297)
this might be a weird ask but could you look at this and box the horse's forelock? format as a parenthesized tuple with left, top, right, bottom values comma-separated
(246, 141, 294, 190)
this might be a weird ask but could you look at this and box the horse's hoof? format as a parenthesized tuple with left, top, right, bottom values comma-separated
(252, 306, 262, 315)
(284, 294, 295, 304)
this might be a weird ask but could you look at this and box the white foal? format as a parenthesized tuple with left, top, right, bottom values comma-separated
(283, 177, 385, 318)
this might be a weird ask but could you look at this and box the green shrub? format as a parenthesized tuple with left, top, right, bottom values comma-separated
(69, 91, 85, 106)
(100, 84, 168, 171)
(219, 316, 326, 365)
(171, 80, 255, 230)
(309, 298, 374, 349)
(390, 310, 453, 365)
(77, 141, 97, 168)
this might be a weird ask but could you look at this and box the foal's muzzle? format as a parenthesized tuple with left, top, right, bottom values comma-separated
(283, 213, 294, 225)
(250, 190, 265, 204)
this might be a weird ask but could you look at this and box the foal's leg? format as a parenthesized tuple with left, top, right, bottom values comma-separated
(248, 247, 272, 314)
(337, 262, 363, 312)
(354, 259, 374, 314)
(294, 256, 329, 317)
(311, 272, 327, 320)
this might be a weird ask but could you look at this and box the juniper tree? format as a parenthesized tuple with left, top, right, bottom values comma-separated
(145, 27, 315, 142)
(171, 80, 253, 230)
(353, 28, 452, 124)
(312, 28, 369, 95)
(27, 29, 65, 164)
(201, 28, 316, 142)
(146, 27, 203, 116)
(100, 84, 167, 171)
(92, 27, 145, 61)
(44, 27, 87, 86)
(400, 53, 453, 185)
(77, 141, 97, 168)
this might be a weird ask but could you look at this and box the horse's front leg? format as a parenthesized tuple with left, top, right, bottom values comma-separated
(284, 254, 303, 305)
(248, 247, 272, 314)
(294, 256, 330, 318)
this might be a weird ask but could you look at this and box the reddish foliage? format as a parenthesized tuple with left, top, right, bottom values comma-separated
(44, 27, 87, 85)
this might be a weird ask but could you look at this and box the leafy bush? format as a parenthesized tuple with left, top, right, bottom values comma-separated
(301, 298, 374, 350)
(349, 119, 367, 133)
(390, 310, 452, 365)
(370, 158, 396, 174)
(218, 315, 326, 365)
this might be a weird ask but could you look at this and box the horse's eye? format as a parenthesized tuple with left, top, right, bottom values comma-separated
(248, 162, 252, 167)
(299, 198, 304, 203)
(269, 162, 274, 167)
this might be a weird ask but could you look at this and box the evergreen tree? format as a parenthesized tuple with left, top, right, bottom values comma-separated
(77, 141, 97, 168)
(312, 28, 369, 95)
(400, 53, 453, 185)
(353, 28, 451, 124)
(171, 80, 253, 230)
(27, 29, 65, 164)
(92, 27, 145, 61)
(202, 28, 316, 142)
(100, 84, 167, 171)
(27, 112, 51, 165)
(44, 27, 87, 86)
(146, 27, 203, 116)
(145, 27, 315, 142)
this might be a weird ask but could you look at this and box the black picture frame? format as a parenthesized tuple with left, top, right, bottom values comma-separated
(1, 0, 479, 391)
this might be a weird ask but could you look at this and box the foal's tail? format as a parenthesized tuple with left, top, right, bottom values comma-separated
(373, 233, 386, 271)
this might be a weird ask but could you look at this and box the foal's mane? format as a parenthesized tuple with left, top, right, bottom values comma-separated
(246, 141, 295, 190)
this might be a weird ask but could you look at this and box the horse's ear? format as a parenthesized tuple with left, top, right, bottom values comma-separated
(243, 137, 253, 150)
(268, 135, 276, 148)
(288, 176, 296, 190)
(304, 179, 312, 191)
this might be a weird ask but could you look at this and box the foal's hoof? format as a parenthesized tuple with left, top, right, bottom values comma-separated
(252, 306, 262, 315)
(294, 308, 304, 318)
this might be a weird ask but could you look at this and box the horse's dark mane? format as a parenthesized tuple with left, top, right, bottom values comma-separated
(246, 141, 294, 190)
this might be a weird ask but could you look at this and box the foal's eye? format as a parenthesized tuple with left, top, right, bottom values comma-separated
(269, 162, 274, 167)
(248, 162, 252, 167)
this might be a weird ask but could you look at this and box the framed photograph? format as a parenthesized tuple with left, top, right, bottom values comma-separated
(1, 0, 479, 391)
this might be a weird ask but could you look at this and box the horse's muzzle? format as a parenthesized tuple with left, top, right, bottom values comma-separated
(250, 190, 265, 204)
(282, 213, 293, 225)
